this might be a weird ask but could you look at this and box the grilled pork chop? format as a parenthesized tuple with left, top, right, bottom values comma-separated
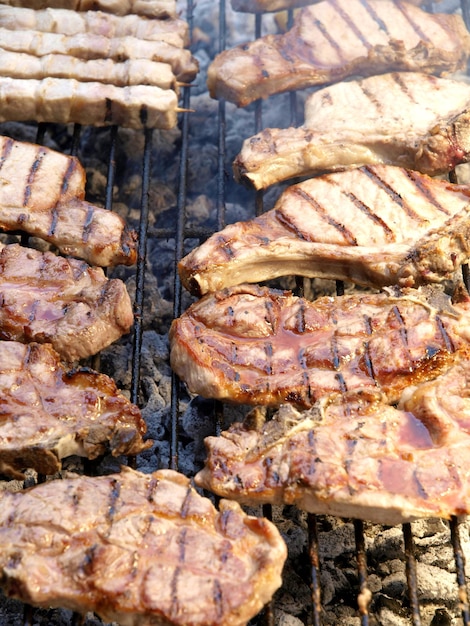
(0, 6, 189, 47)
(0, 29, 199, 82)
(180, 165, 470, 295)
(208, 0, 470, 107)
(0, 341, 151, 479)
(170, 283, 470, 409)
(0, 242, 134, 361)
(196, 347, 470, 524)
(0, 135, 137, 265)
(232, 0, 431, 13)
(0, 467, 287, 625)
(234, 72, 470, 190)
(1, 0, 177, 18)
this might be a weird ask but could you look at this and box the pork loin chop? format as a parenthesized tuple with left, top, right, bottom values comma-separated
(170, 283, 470, 409)
(234, 72, 470, 190)
(232, 0, 435, 11)
(180, 165, 470, 295)
(0, 0, 177, 18)
(0, 341, 151, 479)
(0, 134, 137, 265)
(208, 0, 470, 107)
(0, 242, 134, 361)
(196, 347, 470, 524)
(0, 467, 287, 625)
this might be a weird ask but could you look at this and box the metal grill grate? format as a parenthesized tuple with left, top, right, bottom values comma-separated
(0, 0, 469, 625)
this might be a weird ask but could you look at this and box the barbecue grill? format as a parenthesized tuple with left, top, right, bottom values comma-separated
(1, 0, 470, 624)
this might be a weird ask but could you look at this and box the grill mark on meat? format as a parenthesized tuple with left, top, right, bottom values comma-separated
(436, 315, 456, 352)
(170, 565, 182, 618)
(404, 170, 452, 215)
(213, 578, 224, 620)
(146, 476, 159, 502)
(359, 83, 383, 113)
(299, 347, 312, 404)
(23, 148, 46, 207)
(311, 18, 346, 63)
(292, 186, 358, 244)
(49, 206, 59, 236)
(330, 0, 373, 49)
(217, 235, 235, 259)
(358, 0, 389, 34)
(391, 305, 413, 365)
(342, 189, 395, 241)
(362, 166, 421, 221)
(180, 485, 194, 519)
(395, 0, 431, 43)
(390, 72, 419, 103)
(104, 97, 113, 123)
(82, 205, 95, 242)
(107, 477, 121, 523)
(331, 311, 348, 393)
(61, 158, 78, 197)
(0, 137, 13, 172)
(363, 315, 378, 384)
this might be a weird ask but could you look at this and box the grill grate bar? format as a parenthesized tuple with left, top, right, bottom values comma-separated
(354, 519, 370, 625)
(403, 522, 422, 625)
(308, 513, 323, 626)
(450, 516, 470, 626)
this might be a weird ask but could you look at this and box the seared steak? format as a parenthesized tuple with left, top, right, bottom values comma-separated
(196, 347, 470, 524)
(0, 341, 150, 479)
(0, 242, 134, 361)
(0, 467, 287, 625)
(0, 135, 137, 265)
(234, 72, 470, 190)
(208, 0, 470, 107)
(180, 165, 470, 294)
(170, 283, 470, 409)
(0, 29, 199, 82)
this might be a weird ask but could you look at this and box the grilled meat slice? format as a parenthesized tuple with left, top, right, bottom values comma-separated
(196, 347, 470, 524)
(0, 467, 287, 625)
(180, 165, 470, 295)
(232, 0, 430, 12)
(0, 6, 189, 47)
(208, 0, 470, 107)
(0, 77, 178, 130)
(0, 243, 134, 361)
(0, 29, 199, 82)
(170, 283, 470, 409)
(1, 0, 177, 18)
(0, 51, 178, 89)
(0, 135, 137, 266)
(234, 72, 470, 190)
(0, 342, 151, 479)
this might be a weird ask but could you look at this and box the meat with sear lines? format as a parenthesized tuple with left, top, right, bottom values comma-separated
(196, 346, 470, 524)
(0, 467, 287, 625)
(170, 283, 470, 409)
(208, 0, 470, 107)
(0, 341, 151, 479)
(0, 135, 136, 266)
(234, 72, 470, 190)
(0, 242, 134, 360)
(179, 165, 470, 294)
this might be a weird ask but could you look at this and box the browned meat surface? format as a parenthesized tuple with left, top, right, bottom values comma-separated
(234, 72, 470, 190)
(170, 283, 470, 409)
(0, 342, 151, 479)
(0, 6, 189, 46)
(208, 0, 470, 107)
(1, 0, 177, 18)
(180, 165, 470, 295)
(0, 51, 178, 89)
(196, 347, 470, 524)
(0, 242, 134, 361)
(0, 77, 178, 130)
(0, 135, 137, 264)
(0, 467, 287, 625)
(0, 29, 199, 82)
(232, 0, 437, 12)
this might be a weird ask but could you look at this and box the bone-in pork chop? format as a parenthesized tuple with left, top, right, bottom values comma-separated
(0, 467, 287, 625)
(0, 341, 151, 479)
(0, 242, 134, 361)
(179, 165, 470, 294)
(234, 72, 470, 190)
(170, 283, 470, 409)
(0, 135, 137, 265)
(208, 0, 470, 107)
(196, 347, 470, 524)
